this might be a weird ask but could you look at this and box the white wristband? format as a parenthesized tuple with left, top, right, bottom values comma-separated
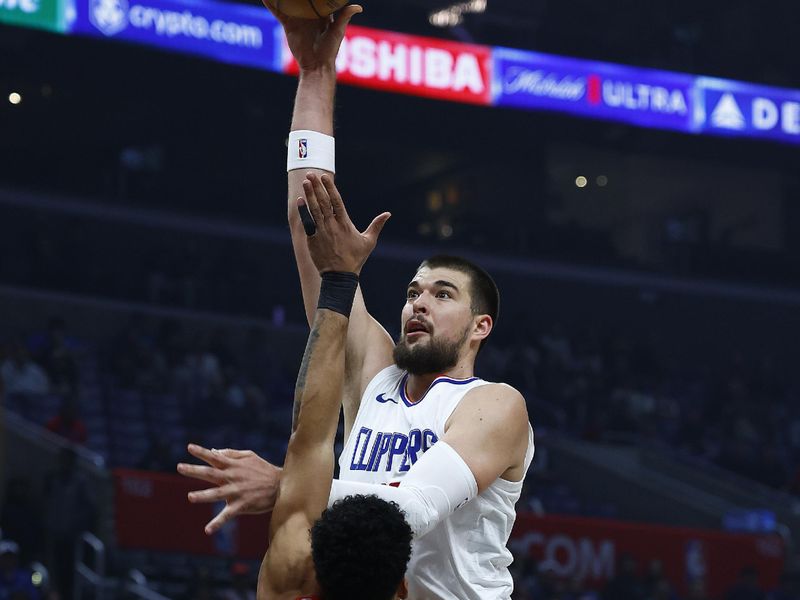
(287, 130, 335, 173)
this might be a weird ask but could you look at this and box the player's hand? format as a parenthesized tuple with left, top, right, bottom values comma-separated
(299, 172, 390, 275)
(263, 2, 362, 73)
(177, 444, 281, 535)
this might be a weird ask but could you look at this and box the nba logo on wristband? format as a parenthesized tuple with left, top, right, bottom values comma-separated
(287, 130, 335, 173)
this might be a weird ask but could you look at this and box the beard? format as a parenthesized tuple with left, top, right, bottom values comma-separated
(393, 325, 471, 376)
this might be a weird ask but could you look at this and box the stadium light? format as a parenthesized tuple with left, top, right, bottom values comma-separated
(430, 0, 487, 28)
(8, 92, 22, 105)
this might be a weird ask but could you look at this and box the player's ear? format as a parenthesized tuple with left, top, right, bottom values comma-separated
(397, 577, 409, 599)
(472, 314, 493, 342)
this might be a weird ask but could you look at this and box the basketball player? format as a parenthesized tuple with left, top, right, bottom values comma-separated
(251, 185, 412, 599)
(179, 5, 534, 599)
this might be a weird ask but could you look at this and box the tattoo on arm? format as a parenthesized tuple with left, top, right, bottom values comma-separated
(292, 317, 323, 433)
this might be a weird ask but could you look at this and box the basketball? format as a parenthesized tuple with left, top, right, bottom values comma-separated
(267, 0, 349, 19)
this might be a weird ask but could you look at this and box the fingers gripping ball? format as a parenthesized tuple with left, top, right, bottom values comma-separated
(267, 0, 348, 18)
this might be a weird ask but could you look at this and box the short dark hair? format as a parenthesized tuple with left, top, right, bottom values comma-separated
(419, 255, 500, 348)
(311, 495, 412, 600)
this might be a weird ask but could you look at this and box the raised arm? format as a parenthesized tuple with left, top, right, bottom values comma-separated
(257, 166, 390, 597)
(274, 4, 395, 428)
(258, 307, 348, 598)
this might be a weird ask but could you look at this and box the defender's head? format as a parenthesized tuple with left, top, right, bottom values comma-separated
(311, 495, 412, 600)
(393, 255, 499, 376)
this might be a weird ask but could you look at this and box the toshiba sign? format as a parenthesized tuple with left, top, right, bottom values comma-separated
(283, 25, 492, 105)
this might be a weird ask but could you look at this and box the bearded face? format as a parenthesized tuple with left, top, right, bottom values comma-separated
(393, 266, 489, 376)
(393, 316, 472, 376)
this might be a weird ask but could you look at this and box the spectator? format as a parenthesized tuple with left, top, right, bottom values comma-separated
(222, 366, 247, 428)
(725, 567, 767, 600)
(137, 435, 176, 473)
(789, 467, 800, 497)
(686, 579, 710, 600)
(768, 573, 799, 600)
(0, 343, 49, 396)
(43, 448, 95, 600)
(755, 445, 788, 490)
(45, 397, 88, 446)
(537, 566, 565, 600)
(647, 580, 674, 600)
(110, 315, 163, 391)
(564, 577, 599, 600)
(0, 540, 40, 600)
(219, 563, 255, 600)
(602, 554, 646, 600)
(0, 479, 43, 566)
(644, 560, 676, 600)
(181, 568, 217, 600)
(508, 555, 545, 600)
(35, 318, 79, 396)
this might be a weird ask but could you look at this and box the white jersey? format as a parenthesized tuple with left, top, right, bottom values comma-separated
(338, 365, 535, 600)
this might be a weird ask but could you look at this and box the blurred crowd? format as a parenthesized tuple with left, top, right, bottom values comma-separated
(4, 315, 799, 494)
(480, 323, 800, 495)
(2, 312, 799, 600)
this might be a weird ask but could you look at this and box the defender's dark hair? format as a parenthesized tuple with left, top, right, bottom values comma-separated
(311, 495, 412, 600)
(419, 255, 500, 348)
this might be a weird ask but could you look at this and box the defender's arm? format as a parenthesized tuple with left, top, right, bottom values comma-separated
(257, 308, 348, 599)
(258, 158, 390, 597)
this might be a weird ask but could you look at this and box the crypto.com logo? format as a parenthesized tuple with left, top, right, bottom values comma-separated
(90, 0, 128, 36)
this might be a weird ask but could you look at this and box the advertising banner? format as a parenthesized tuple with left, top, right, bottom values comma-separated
(113, 469, 270, 557)
(71, 0, 281, 71)
(0, 0, 68, 32)
(696, 77, 800, 145)
(114, 470, 785, 600)
(492, 47, 695, 133)
(7, 0, 796, 147)
(512, 514, 785, 598)
(5, 0, 800, 147)
(282, 24, 493, 106)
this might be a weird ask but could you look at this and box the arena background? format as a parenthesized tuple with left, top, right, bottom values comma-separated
(2, 0, 800, 599)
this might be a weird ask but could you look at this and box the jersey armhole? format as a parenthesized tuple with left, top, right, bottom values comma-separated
(342, 364, 405, 448)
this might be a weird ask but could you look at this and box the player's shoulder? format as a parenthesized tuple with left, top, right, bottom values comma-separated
(472, 381, 526, 402)
(459, 382, 528, 422)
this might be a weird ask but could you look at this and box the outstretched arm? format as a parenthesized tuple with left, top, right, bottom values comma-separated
(275, 4, 394, 431)
(257, 168, 390, 597)
(257, 307, 348, 598)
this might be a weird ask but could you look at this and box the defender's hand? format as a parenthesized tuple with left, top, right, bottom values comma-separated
(177, 444, 281, 535)
(299, 172, 390, 275)
(263, 2, 362, 73)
